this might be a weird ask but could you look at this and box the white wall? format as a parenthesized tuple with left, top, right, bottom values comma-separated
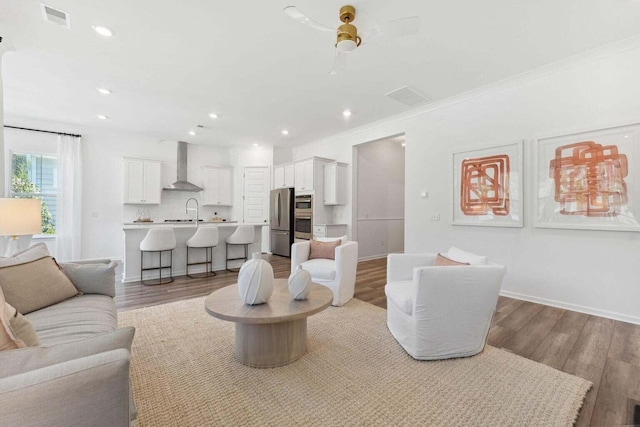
(356, 138, 405, 259)
(293, 41, 640, 324)
(4, 117, 240, 260)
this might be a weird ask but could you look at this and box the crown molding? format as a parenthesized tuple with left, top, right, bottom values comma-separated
(296, 33, 640, 151)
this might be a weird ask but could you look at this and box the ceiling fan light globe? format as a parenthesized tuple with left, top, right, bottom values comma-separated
(337, 39, 357, 53)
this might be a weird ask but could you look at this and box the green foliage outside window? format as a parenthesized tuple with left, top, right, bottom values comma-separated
(11, 154, 56, 234)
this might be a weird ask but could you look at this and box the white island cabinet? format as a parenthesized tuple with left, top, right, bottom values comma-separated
(122, 222, 264, 283)
(123, 158, 162, 204)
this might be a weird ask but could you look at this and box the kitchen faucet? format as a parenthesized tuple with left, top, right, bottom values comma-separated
(185, 198, 199, 226)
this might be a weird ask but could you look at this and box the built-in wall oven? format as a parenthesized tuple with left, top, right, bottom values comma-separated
(294, 195, 313, 240)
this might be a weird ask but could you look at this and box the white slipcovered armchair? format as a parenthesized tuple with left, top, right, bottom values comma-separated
(291, 239, 358, 306)
(385, 251, 505, 360)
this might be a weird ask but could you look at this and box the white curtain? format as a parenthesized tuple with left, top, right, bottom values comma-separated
(56, 135, 82, 261)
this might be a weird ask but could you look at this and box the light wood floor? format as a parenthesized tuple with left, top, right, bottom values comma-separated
(116, 255, 640, 426)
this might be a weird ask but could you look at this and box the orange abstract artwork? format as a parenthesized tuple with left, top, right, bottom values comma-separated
(460, 155, 510, 216)
(549, 141, 628, 217)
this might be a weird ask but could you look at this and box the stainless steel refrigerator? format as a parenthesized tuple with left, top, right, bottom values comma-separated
(270, 188, 294, 257)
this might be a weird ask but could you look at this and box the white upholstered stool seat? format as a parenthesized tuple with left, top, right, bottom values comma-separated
(186, 226, 219, 278)
(140, 228, 177, 285)
(225, 225, 254, 272)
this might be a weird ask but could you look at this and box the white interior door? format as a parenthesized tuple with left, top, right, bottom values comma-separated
(243, 167, 270, 224)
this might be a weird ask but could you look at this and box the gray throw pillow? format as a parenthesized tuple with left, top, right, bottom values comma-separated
(60, 262, 117, 297)
(0, 326, 135, 377)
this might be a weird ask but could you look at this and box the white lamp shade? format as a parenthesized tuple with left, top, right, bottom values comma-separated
(0, 198, 42, 236)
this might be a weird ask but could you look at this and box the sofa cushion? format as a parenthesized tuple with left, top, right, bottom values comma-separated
(26, 295, 117, 346)
(309, 239, 340, 260)
(447, 246, 488, 265)
(435, 254, 470, 266)
(60, 262, 117, 297)
(385, 281, 414, 315)
(0, 257, 80, 314)
(301, 259, 336, 281)
(0, 326, 134, 376)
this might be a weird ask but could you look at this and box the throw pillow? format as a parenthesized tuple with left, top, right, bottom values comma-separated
(0, 287, 25, 351)
(8, 307, 40, 347)
(0, 257, 80, 314)
(60, 261, 117, 297)
(309, 239, 341, 260)
(435, 253, 470, 266)
(0, 242, 51, 268)
(314, 235, 348, 245)
(446, 246, 488, 265)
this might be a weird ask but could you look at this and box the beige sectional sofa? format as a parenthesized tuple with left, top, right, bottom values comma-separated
(0, 244, 136, 426)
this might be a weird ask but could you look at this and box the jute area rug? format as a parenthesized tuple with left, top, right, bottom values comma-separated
(118, 297, 591, 426)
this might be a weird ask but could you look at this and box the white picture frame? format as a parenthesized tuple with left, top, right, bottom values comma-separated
(534, 122, 640, 232)
(452, 141, 524, 228)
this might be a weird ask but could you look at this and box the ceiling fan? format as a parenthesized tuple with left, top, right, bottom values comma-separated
(283, 5, 420, 74)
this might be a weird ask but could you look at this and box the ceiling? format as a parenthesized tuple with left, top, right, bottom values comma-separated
(1, 0, 640, 148)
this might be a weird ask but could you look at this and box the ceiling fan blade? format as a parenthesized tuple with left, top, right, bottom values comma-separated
(283, 6, 335, 33)
(360, 16, 421, 44)
(329, 50, 348, 75)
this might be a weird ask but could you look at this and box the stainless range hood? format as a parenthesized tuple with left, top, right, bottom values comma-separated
(163, 141, 203, 192)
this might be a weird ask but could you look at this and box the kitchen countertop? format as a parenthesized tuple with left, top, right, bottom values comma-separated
(314, 223, 348, 226)
(122, 221, 267, 230)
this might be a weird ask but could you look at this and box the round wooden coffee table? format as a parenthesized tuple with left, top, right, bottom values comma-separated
(204, 279, 333, 368)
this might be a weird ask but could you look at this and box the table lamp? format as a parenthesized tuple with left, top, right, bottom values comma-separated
(0, 198, 43, 257)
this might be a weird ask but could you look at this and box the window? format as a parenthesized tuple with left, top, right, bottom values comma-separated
(10, 153, 57, 235)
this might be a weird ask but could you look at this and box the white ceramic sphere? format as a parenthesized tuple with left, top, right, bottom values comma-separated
(237, 253, 274, 305)
(288, 265, 312, 300)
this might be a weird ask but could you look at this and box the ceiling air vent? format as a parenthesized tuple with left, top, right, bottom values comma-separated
(40, 3, 71, 28)
(385, 86, 429, 107)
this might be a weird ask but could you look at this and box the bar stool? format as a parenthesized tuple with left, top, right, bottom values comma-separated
(225, 225, 255, 272)
(140, 228, 176, 285)
(186, 226, 219, 278)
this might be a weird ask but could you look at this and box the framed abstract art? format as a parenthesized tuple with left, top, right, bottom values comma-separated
(452, 141, 524, 227)
(534, 122, 640, 232)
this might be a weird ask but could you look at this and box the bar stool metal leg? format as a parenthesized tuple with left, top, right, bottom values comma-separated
(226, 243, 249, 273)
(187, 246, 217, 278)
(140, 249, 175, 286)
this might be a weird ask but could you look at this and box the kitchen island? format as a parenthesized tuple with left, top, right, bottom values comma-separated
(122, 222, 264, 283)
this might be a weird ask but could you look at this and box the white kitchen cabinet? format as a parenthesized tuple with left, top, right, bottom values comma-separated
(273, 164, 296, 189)
(202, 167, 233, 206)
(284, 164, 295, 188)
(274, 166, 285, 189)
(294, 159, 314, 194)
(323, 162, 347, 205)
(123, 158, 162, 204)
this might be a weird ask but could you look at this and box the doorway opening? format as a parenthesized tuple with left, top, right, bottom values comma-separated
(352, 134, 405, 260)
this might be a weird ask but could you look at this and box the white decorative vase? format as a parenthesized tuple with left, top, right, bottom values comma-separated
(288, 265, 312, 300)
(237, 253, 274, 305)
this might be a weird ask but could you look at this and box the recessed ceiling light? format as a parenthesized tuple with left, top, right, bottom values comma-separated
(92, 25, 113, 37)
(96, 87, 111, 95)
(281, 130, 289, 135)
(253, 143, 259, 147)
(209, 113, 218, 119)
(188, 131, 196, 136)
(401, 143, 406, 147)
(96, 114, 108, 120)
(343, 109, 351, 117)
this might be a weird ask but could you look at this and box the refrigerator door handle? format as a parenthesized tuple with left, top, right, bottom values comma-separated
(276, 193, 280, 227)
(272, 230, 288, 235)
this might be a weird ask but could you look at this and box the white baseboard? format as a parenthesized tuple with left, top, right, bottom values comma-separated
(500, 289, 640, 326)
